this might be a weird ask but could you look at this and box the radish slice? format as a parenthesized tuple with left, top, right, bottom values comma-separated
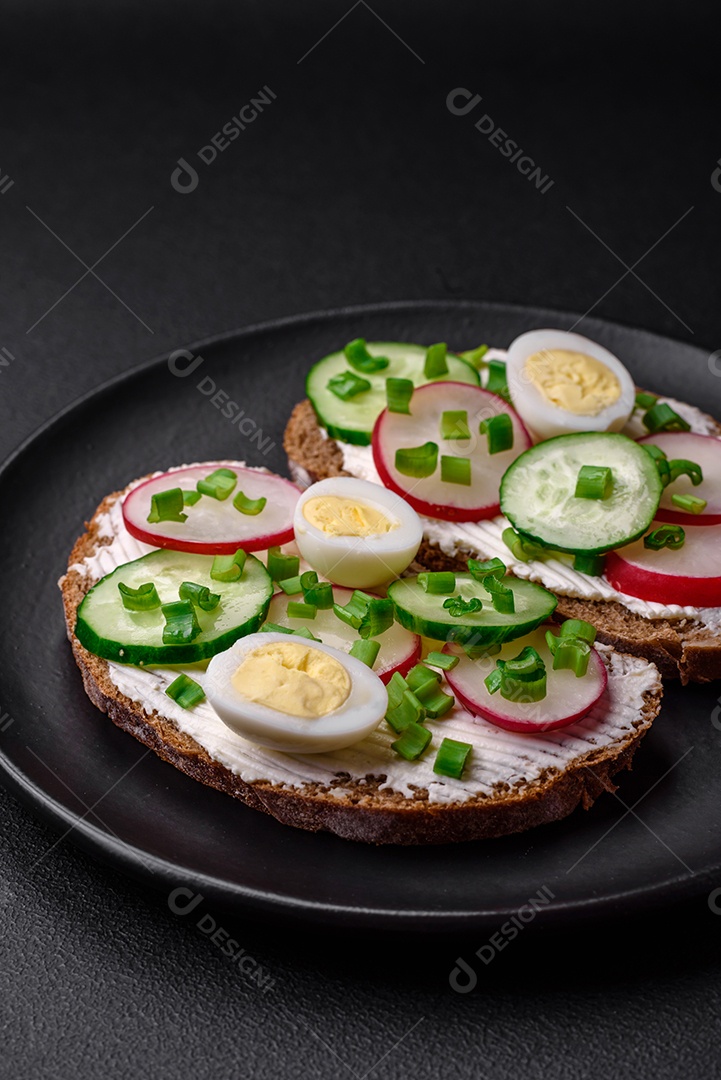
(605, 521, 721, 606)
(443, 628, 608, 733)
(371, 382, 531, 522)
(638, 432, 721, 525)
(123, 464, 299, 554)
(266, 586, 421, 684)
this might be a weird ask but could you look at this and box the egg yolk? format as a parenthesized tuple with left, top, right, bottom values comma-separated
(231, 641, 351, 719)
(303, 496, 398, 537)
(524, 349, 621, 417)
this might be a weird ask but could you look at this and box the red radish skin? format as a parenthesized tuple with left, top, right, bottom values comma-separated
(123, 464, 299, 554)
(442, 633, 608, 733)
(378, 640, 422, 684)
(638, 432, 721, 526)
(606, 553, 721, 607)
(372, 382, 531, 522)
(266, 587, 421, 684)
(605, 519, 721, 607)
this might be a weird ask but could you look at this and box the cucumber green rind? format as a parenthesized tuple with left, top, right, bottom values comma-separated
(388, 574, 557, 646)
(75, 550, 273, 664)
(305, 342, 480, 445)
(500, 432, 663, 556)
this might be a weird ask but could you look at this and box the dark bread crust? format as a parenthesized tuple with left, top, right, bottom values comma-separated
(60, 481, 660, 845)
(284, 400, 721, 685)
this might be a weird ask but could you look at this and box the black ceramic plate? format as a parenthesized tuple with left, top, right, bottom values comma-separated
(0, 301, 718, 932)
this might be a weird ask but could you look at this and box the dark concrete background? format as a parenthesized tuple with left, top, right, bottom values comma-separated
(2, 2, 720, 1076)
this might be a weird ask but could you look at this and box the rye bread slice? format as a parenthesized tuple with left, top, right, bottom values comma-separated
(284, 399, 721, 685)
(60, 479, 662, 845)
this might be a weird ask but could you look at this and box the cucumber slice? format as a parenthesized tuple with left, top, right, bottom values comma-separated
(500, 432, 663, 556)
(306, 342, 480, 445)
(76, 549, 273, 664)
(388, 573, 557, 646)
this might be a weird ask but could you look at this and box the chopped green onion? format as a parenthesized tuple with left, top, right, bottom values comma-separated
(643, 444, 671, 486)
(386, 670, 410, 710)
(443, 595, 483, 617)
(420, 688, 455, 719)
(418, 571, 456, 594)
(504, 645, 546, 680)
(182, 490, 202, 506)
(302, 582, 333, 609)
(327, 371, 372, 400)
(441, 455, 471, 485)
(147, 487, 187, 524)
(161, 600, 201, 645)
(196, 468, 237, 501)
(395, 441, 438, 478)
(233, 491, 267, 516)
(386, 691, 425, 734)
(644, 524, 685, 550)
(440, 410, 470, 441)
(433, 737, 472, 779)
(545, 618, 596, 677)
(424, 342, 449, 378)
(406, 668, 454, 716)
(210, 548, 247, 582)
(574, 465, 613, 500)
(481, 574, 515, 614)
(391, 721, 432, 760)
(644, 444, 668, 463)
(349, 639, 380, 668)
(574, 552, 606, 576)
(291, 626, 322, 641)
(468, 557, 506, 581)
(459, 344, 489, 369)
(179, 581, 220, 611)
(502, 527, 542, 562)
(278, 575, 303, 595)
(268, 547, 300, 582)
(671, 493, 707, 514)
(165, 674, 206, 709)
(333, 590, 393, 638)
(344, 338, 389, 373)
(486, 647, 547, 701)
(117, 581, 161, 611)
(386, 377, 414, 414)
(504, 671, 547, 701)
(287, 600, 317, 620)
(260, 622, 321, 641)
(668, 458, 703, 486)
(635, 391, 658, 410)
(479, 413, 514, 455)
(358, 597, 394, 639)
(425, 650, 459, 671)
(559, 619, 597, 644)
(484, 667, 503, 694)
(642, 402, 691, 434)
(486, 359, 511, 402)
(406, 663, 441, 693)
(300, 569, 319, 591)
(301, 579, 334, 609)
(545, 631, 591, 677)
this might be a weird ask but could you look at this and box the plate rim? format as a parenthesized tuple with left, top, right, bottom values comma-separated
(0, 298, 717, 932)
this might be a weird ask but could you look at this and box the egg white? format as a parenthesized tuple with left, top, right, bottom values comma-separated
(505, 329, 636, 442)
(206, 632, 388, 753)
(293, 476, 422, 588)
